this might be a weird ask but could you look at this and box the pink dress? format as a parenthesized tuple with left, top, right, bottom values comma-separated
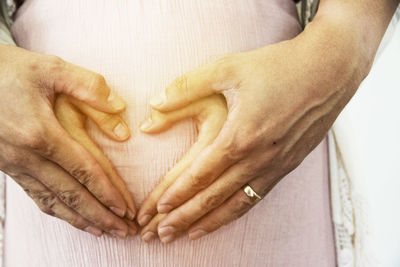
(6, 0, 336, 266)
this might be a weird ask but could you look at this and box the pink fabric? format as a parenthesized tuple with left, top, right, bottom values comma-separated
(6, 0, 335, 266)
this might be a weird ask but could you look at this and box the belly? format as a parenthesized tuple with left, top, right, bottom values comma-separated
(6, 1, 335, 267)
(11, 0, 300, 205)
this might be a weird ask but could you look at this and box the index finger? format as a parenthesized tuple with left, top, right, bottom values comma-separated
(149, 57, 234, 112)
(52, 59, 126, 113)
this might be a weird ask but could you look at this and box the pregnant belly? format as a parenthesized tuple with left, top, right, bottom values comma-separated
(11, 0, 300, 204)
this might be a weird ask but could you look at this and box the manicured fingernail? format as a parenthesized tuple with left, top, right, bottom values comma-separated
(113, 123, 130, 139)
(149, 94, 164, 107)
(138, 214, 152, 226)
(157, 204, 173, 214)
(126, 208, 136, 221)
(110, 229, 127, 239)
(110, 206, 126, 217)
(141, 231, 156, 243)
(85, 226, 103, 237)
(139, 118, 153, 131)
(107, 90, 126, 111)
(188, 229, 207, 240)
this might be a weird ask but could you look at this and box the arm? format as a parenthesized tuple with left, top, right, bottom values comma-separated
(137, 0, 400, 242)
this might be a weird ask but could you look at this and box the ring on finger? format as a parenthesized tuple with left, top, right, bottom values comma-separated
(243, 184, 262, 200)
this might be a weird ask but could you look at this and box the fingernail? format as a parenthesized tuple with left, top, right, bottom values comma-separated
(107, 90, 126, 111)
(188, 229, 207, 240)
(113, 123, 130, 139)
(160, 233, 175, 244)
(157, 204, 173, 214)
(110, 206, 126, 217)
(84, 226, 103, 237)
(110, 229, 127, 239)
(149, 94, 164, 107)
(126, 208, 136, 221)
(158, 226, 176, 238)
(141, 231, 156, 243)
(139, 118, 153, 131)
(138, 214, 152, 226)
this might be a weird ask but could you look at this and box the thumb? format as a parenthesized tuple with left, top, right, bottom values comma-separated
(52, 59, 126, 113)
(149, 57, 234, 112)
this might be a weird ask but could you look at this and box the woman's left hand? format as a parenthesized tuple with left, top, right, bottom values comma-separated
(137, 14, 371, 243)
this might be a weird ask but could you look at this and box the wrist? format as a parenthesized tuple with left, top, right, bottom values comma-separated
(304, 1, 399, 80)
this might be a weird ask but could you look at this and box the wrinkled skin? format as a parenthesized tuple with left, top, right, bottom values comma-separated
(0, 44, 135, 238)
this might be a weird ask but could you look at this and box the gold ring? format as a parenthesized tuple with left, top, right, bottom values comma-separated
(243, 185, 262, 200)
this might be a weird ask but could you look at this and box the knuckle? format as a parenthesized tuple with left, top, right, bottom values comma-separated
(199, 192, 223, 210)
(58, 190, 83, 210)
(98, 215, 116, 230)
(173, 210, 192, 228)
(90, 74, 107, 90)
(39, 206, 55, 216)
(71, 166, 96, 188)
(205, 217, 225, 230)
(6, 151, 25, 167)
(97, 113, 119, 126)
(167, 75, 189, 98)
(28, 190, 57, 217)
(232, 198, 254, 219)
(68, 215, 88, 230)
(20, 127, 54, 157)
(173, 75, 189, 91)
(36, 191, 57, 211)
(46, 55, 65, 72)
(188, 170, 210, 190)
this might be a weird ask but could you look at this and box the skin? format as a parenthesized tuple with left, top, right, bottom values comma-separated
(54, 93, 227, 242)
(135, 0, 400, 243)
(2, 0, 399, 244)
(0, 44, 136, 238)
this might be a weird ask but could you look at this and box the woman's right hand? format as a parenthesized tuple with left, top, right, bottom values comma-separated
(0, 44, 133, 238)
(137, 94, 228, 242)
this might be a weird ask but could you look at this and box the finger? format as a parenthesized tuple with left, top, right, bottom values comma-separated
(124, 219, 139, 236)
(68, 96, 130, 141)
(156, 121, 243, 214)
(52, 58, 126, 113)
(141, 213, 186, 244)
(55, 96, 136, 220)
(149, 58, 234, 112)
(13, 173, 103, 237)
(27, 154, 129, 238)
(140, 213, 166, 243)
(187, 176, 275, 240)
(35, 104, 128, 218)
(156, 162, 252, 243)
(137, 95, 227, 226)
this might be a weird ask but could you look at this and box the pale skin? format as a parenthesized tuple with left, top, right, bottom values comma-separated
(1, 0, 399, 243)
(55, 93, 228, 242)
(136, 0, 400, 243)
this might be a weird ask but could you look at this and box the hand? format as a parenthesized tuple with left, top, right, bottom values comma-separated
(0, 44, 132, 238)
(136, 94, 227, 242)
(138, 18, 370, 243)
(54, 95, 137, 236)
